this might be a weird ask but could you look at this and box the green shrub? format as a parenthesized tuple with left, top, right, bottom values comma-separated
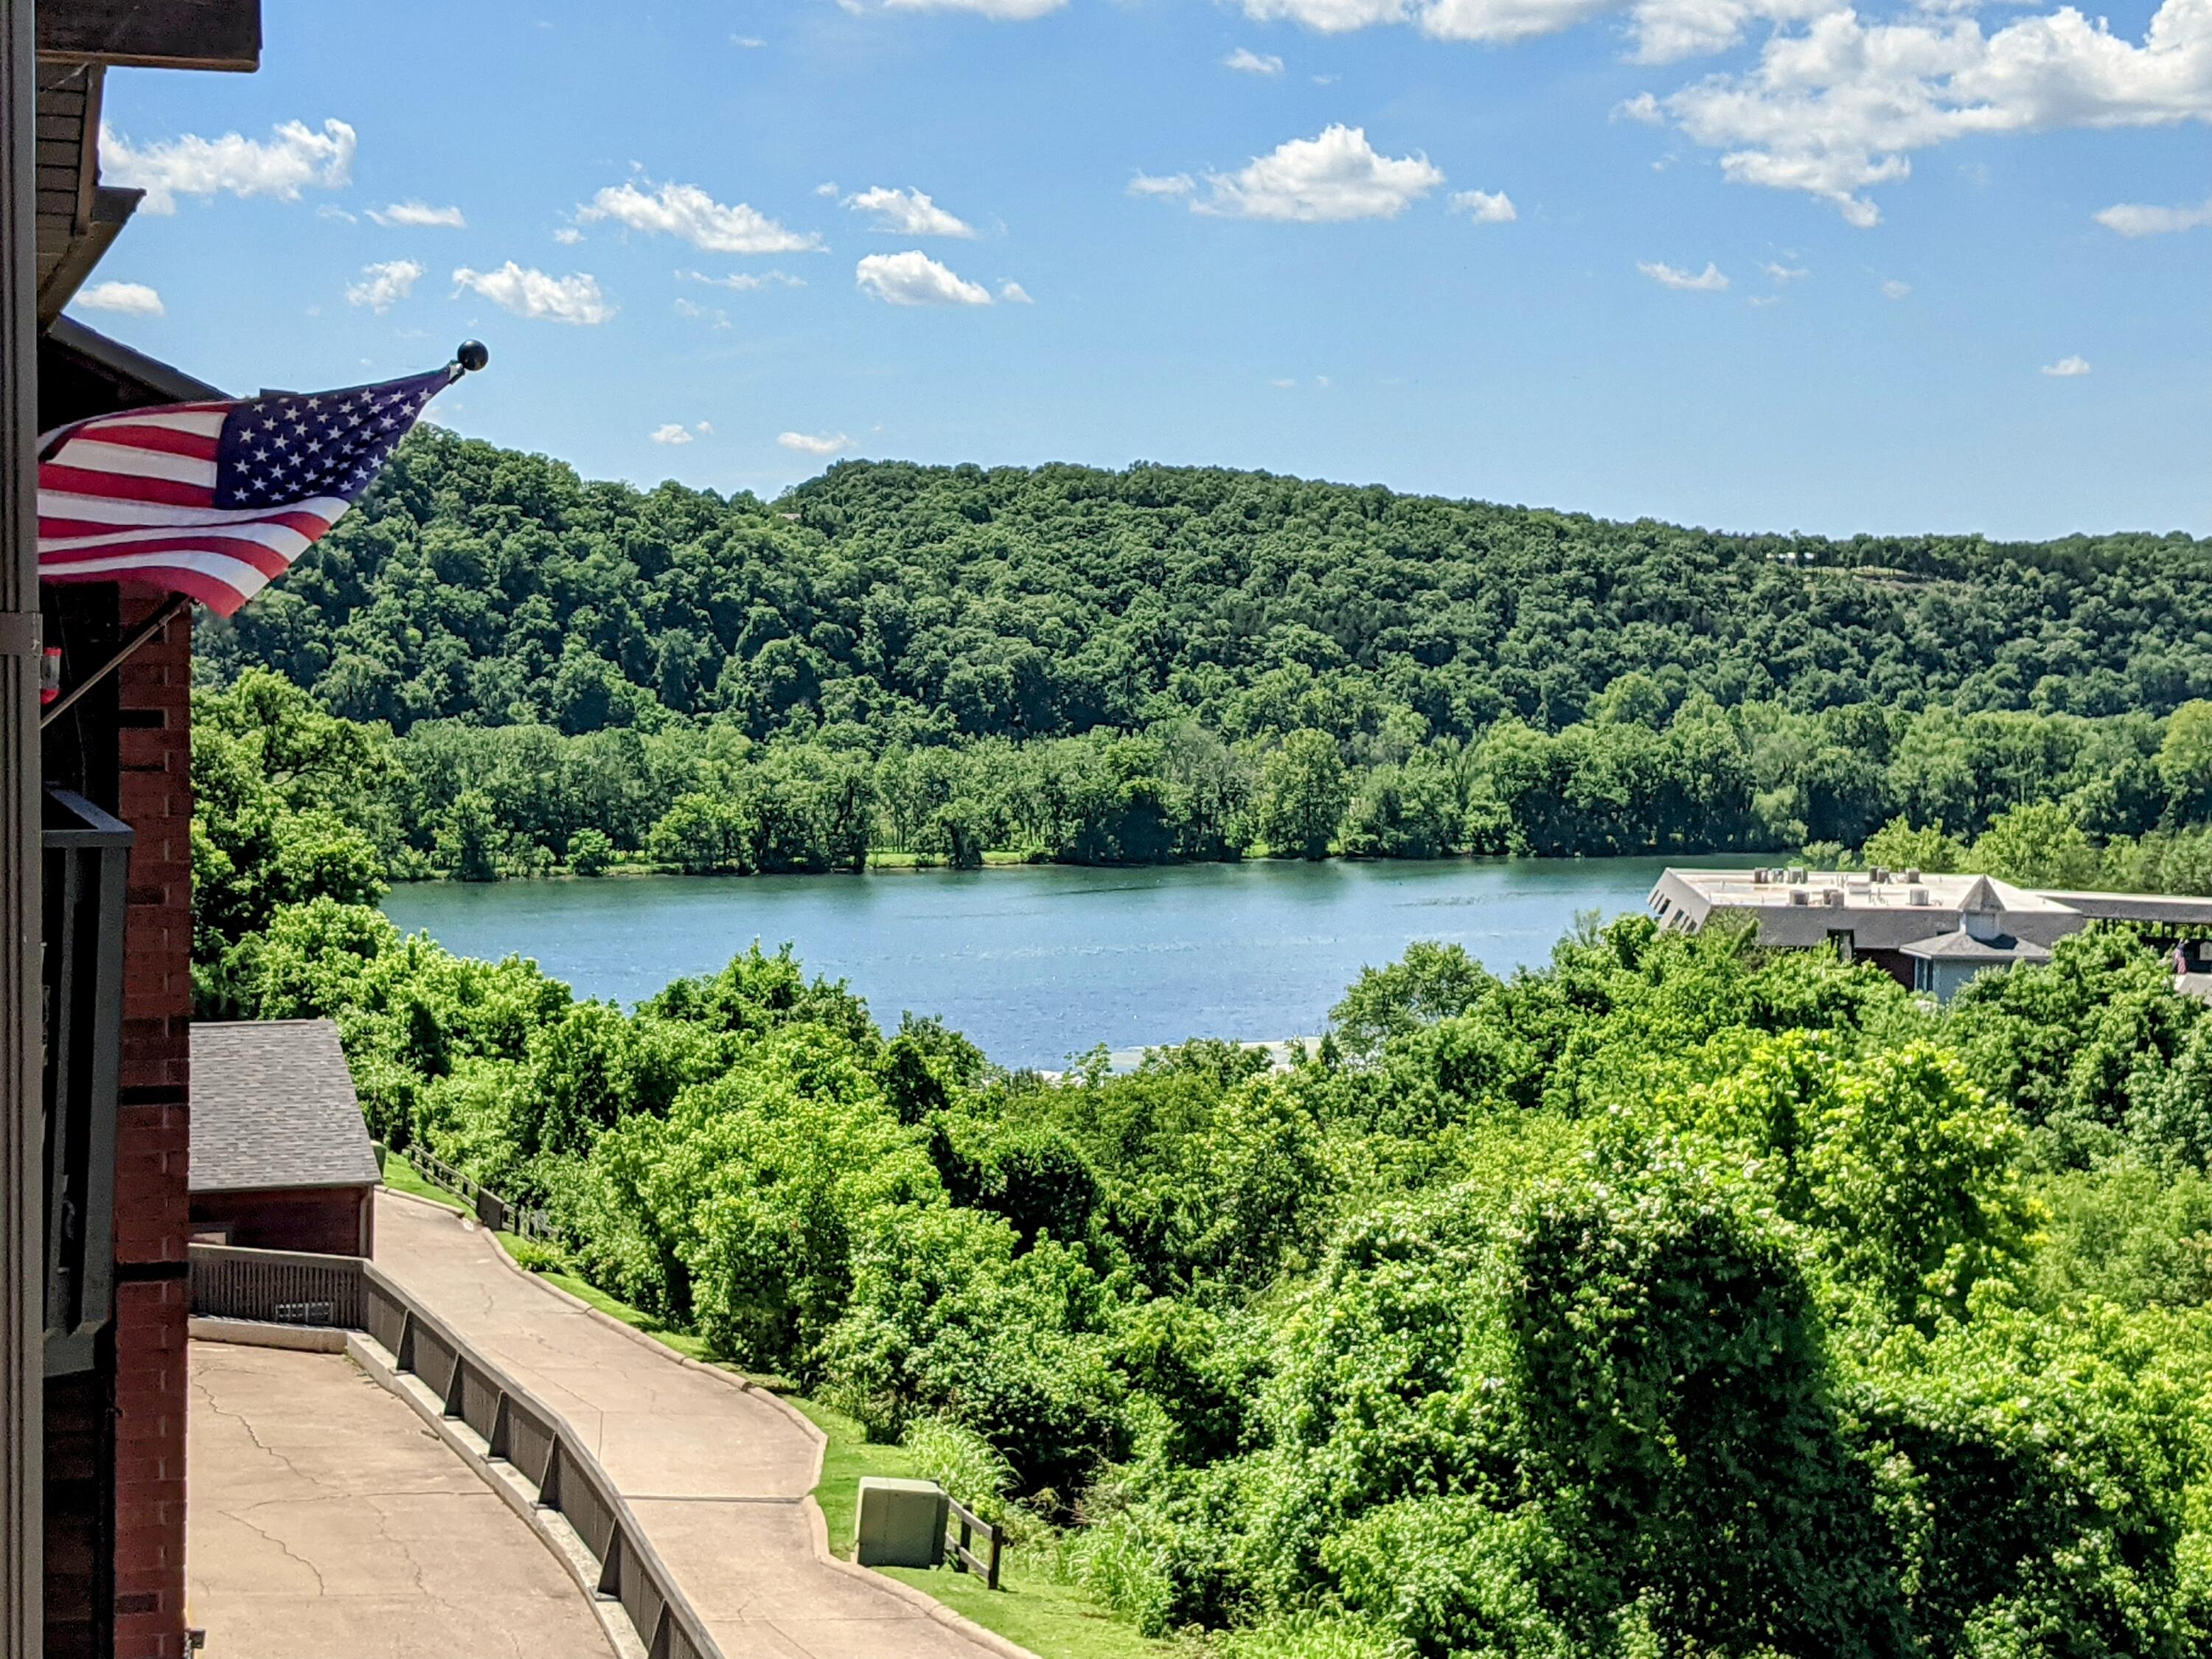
(567, 827, 614, 875)
(507, 1235, 569, 1275)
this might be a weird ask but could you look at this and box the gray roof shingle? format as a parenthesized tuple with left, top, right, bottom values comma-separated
(1899, 929, 2053, 964)
(189, 1020, 381, 1194)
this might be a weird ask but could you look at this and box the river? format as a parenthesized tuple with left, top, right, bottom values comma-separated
(380, 855, 1748, 1072)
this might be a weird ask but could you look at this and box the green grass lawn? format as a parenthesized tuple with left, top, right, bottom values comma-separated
(434, 1211, 1158, 1659)
(781, 1393, 1163, 1659)
(380, 1153, 466, 1213)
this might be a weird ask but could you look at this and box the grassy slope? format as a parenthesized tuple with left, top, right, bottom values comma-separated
(380, 1153, 465, 1211)
(382, 1172, 1154, 1659)
(782, 1396, 1153, 1659)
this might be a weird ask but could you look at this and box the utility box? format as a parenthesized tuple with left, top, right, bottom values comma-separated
(855, 1477, 947, 1568)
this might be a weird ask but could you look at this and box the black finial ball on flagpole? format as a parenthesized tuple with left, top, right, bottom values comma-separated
(455, 339, 490, 373)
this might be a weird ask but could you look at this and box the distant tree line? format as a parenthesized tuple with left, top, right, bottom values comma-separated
(191, 432, 2212, 870)
(194, 667, 2212, 897)
(198, 434, 2212, 748)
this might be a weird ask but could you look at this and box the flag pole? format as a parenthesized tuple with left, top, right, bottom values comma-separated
(35, 341, 490, 733)
(40, 594, 190, 731)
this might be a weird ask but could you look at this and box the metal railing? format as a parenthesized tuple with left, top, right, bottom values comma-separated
(945, 1493, 1004, 1590)
(189, 1243, 720, 1659)
(397, 1145, 558, 1243)
(41, 787, 132, 1377)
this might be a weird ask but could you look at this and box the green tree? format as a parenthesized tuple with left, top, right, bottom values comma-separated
(435, 789, 504, 881)
(1860, 813, 1966, 873)
(1965, 801, 2106, 888)
(1256, 731, 1349, 860)
(567, 827, 614, 875)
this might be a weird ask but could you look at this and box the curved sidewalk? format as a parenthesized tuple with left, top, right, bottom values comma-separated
(189, 1340, 616, 1659)
(371, 1190, 1005, 1659)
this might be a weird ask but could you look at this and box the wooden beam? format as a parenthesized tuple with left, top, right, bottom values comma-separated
(0, 1, 43, 1655)
(35, 0, 260, 72)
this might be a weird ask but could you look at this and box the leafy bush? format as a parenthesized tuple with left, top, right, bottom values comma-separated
(194, 861, 2212, 1655)
(506, 1235, 569, 1275)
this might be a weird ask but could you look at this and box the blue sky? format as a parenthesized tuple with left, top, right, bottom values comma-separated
(72, 0, 2212, 538)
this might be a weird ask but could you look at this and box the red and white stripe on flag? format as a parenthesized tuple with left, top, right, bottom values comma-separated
(36, 402, 351, 618)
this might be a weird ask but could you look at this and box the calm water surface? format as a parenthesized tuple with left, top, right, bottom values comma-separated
(381, 857, 1748, 1071)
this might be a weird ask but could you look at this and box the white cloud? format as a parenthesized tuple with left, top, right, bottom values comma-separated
(1238, 0, 1618, 47)
(1449, 188, 1517, 221)
(779, 431, 852, 454)
(681, 268, 805, 290)
(733, 33, 765, 45)
(73, 280, 164, 317)
(1128, 172, 1197, 197)
(1639, 259, 1729, 290)
(1000, 279, 1034, 302)
(1659, 0, 2212, 227)
(651, 423, 695, 445)
(673, 296, 731, 328)
(696, 422, 715, 436)
(1270, 377, 1298, 388)
(1194, 125, 1444, 220)
(1881, 277, 1911, 299)
(451, 262, 615, 324)
(100, 116, 355, 214)
(844, 186, 976, 237)
(579, 178, 821, 254)
(1626, 0, 1831, 63)
(552, 226, 584, 245)
(2042, 354, 2092, 376)
(2096, 192, 2212, 234)
(317, 204, 358, 223)
(1225, 46, 1286, 72)
(1762, 260, 1809, 279)
(854, 250, 994, 305)
(880, 0, 1067, 17)
(1614, 91, 1665, 122)
(368, 200, 466, 229)
(815, 181, 841, 198)
(345, 259, 424, 313)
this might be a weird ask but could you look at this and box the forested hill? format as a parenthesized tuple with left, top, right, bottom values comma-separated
(196, 428, 2212, 742)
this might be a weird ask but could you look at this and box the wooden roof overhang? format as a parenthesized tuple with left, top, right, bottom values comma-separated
(37, 0, 260, 74)
(32, 0, 262, 324)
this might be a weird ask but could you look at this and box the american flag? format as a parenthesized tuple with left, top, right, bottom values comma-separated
(36, 366, 453, 617)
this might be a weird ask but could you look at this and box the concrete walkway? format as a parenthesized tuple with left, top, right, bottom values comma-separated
(188, 1340, 615, 1659)
(371, 1190, 1002, 1659)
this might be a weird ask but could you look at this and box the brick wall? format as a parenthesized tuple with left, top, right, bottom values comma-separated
(110, 592, 191, 1659)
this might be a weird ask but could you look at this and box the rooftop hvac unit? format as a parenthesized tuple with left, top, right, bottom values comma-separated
(1823, 887, 1846, 907)
(1903, 867, 1921, 883)
(1871, 866, 1891, 883)
(1790, 890, 1810, 906)
(1788, 867, 1809, 885)
(1752, 868, 1770, 885)
(1908, 886, 1930, 905)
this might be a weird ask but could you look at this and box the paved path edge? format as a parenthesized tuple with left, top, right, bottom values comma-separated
(800, 1492, 1046, 1659)
(189, 1320, 634, 1659)
(388, 1186, 1046, 1659)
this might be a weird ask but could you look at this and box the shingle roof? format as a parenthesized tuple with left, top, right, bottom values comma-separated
(1899, 929, 2053, 964)
(189, 1020, 380, 1194)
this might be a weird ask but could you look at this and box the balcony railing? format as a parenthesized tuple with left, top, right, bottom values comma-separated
(42, 787, 131, 1377)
